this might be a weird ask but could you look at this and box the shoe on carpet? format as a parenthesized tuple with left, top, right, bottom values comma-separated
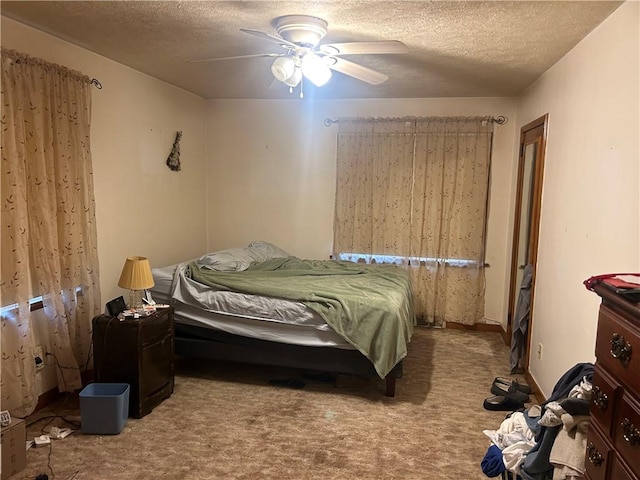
(492, 376, 531, 394)
(483, 394, 525, 412)
(490, 383, 529, 403)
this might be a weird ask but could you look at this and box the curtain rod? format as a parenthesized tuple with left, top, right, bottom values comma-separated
(1, 48, 103, 89)
(323, 115, 508, 127)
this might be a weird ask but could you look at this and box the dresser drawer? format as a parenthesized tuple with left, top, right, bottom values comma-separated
(595, 305, 640, 396)
(585, 424, 613, 480)
(613, 393, 640, 475)
(610, 457, 638, 480)
(591, 365, 620, 437)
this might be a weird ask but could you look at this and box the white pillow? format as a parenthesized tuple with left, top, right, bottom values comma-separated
(247, 241, 291, 259)
(197, 241, 290, 271)
(196, 248, 262, 271)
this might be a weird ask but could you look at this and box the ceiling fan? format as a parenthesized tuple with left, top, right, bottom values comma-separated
(192, 15, 409, 95)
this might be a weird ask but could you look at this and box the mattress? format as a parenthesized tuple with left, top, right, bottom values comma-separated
(150, 263, 353, 349)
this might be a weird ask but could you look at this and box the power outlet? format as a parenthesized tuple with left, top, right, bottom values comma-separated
(537, 343, 543, 361)
(34, 345, 45, 370)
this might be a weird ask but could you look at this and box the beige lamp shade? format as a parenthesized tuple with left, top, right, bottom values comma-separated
(118, 256, 155, 290)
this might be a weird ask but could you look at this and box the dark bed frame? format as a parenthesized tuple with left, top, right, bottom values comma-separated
(174, 322, 403, 397)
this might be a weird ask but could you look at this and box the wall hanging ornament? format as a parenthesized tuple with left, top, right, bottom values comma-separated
(166, 130, 182, 171)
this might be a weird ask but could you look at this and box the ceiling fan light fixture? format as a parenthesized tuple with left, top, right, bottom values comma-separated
(301, 52, 332, 87)
(196, 14, 409, 91)
(271, 56, 296, 82)
(283, 67, 302, 87)
(274, 15, 328, 47)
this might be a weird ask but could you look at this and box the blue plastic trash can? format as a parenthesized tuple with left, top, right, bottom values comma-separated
(79, 383, 130, 434)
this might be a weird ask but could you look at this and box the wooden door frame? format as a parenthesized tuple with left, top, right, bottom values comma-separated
(506, 114, 548, 373)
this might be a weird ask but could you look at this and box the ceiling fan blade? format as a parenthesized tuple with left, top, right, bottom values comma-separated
(189, 53, 280, 64)
(329, 57, 388, 85)
(240, 29, 298, 50)
(320, 41, 409, 56)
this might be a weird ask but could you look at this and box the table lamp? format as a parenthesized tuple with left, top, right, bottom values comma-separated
(117, 256, 155, 311)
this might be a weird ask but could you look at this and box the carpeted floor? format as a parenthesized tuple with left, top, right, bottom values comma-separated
(10, 327, 529, 480)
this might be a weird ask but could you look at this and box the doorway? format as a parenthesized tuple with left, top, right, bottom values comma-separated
(507, 114, 548, 374)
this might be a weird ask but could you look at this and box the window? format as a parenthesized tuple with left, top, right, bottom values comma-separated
(332, 116, 494, 325)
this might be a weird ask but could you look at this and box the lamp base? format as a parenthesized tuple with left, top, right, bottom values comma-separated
(128, 289, 144, 312)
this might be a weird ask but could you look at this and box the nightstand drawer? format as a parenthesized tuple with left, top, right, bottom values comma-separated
(141, 309, 173, 346)
(140, 333, 173, 397)
(137, 380, 174, 418)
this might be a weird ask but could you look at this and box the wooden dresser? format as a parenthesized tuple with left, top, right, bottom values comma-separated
(585, 284, 640, 480)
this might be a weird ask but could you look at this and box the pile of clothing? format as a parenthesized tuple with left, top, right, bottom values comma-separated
(481, 363, 594, 480)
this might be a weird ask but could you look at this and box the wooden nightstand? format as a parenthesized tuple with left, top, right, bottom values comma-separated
(92, 307, 174, 419)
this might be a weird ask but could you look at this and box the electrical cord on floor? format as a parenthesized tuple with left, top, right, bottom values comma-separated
(34, 417, 56, 480)
(26, 415, 81, 480)
(26, 415, 80, 429)
(26, 326, 96, 480)
(46, 443, 54, 479)
(32, 466, 79, 480)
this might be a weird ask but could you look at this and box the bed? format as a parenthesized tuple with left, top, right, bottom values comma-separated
(149, 241, 416, 396)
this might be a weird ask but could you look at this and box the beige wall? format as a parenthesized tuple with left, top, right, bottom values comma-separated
(515, 1, 640, 397)
(1, 18, 209, 306)
(206, 97, 518, 326)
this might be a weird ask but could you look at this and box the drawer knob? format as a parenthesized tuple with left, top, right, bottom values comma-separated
(610, 333, 632, 364)
(621, 418, 640, 446)
(592, 385, 608, 411)
(586, 442, 604, 466)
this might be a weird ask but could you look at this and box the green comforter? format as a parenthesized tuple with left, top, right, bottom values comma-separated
(186, 257, 416, 378)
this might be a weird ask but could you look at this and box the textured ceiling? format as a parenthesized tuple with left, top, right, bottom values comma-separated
(0, 1, 623, 100)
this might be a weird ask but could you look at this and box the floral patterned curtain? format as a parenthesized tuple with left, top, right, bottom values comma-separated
(333, 116, 493, 326)
(1, 49, 101, 416)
